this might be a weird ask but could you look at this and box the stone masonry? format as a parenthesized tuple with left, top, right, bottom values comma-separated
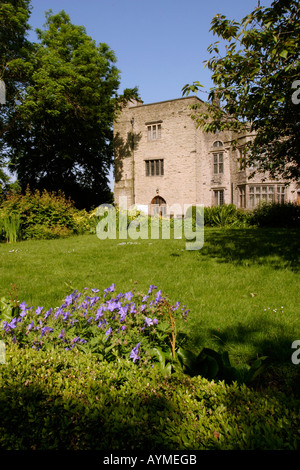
(113, 96, 300, 216)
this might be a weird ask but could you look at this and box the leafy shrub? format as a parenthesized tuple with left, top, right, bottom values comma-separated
(249, 202, 300, 228)
(0, 284, 189, 365)
(0, 187, 94, 241)
(185, 204, 250, 229)
(0, 343, 299, 450)
(0, 284, 268, 385)
(204, 204, 250, 228)
(95, 205, 185, 239)
(0, 213, 22, 242)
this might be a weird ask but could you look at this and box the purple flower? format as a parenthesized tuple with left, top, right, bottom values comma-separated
(41, 326, 53, 338)
(172, 301, 180, 311)
(64, 295, 73, 306)
(96, 306, 105, 320)
(54, 307, 63, 319)
(71, 336, 80, 344)
(140, 304, 146, 312)
(27, 321, 34, 332)
(9, 318, 18, 330)
(119, 305, 128, 322)
(153, 318, 158, 324)
(148, 285, 157, 294)
(107, 300, 121, 312)
(63, 311, 70, 321)
(44, 308, 52, 320)
(19, 301, 27, 311)
(91, 288, 99, 293)
(125, 291, 133, 301)
(58, 328, 65, 339)
(144, 316, 153, 327)
(19, 309, 27, 318)
(105, 327, 112, 336)
(121, 325, 126, 331)
(155, 290, 163, 303)
(90, 296, 99, 306)
(142, 295, 149, 302)
(104, 283, 115, 296)
(130, 303, 136, 314)
(130, 342, 141, 363)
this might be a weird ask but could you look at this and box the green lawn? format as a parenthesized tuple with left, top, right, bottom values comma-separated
(1, 227, 299, 380)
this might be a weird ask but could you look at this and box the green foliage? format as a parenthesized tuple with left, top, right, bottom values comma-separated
(185, 204, 249, 228)
(0, 343, 299, 450)
(177, 346, 270, 384)
(0, 213, 21, 242)
(0, 297, 17, 323)
(183, 0, 300, 180)
(3, 9, 138, 209)
(204, 204, 248, 227)
(0, 187, 92, 241)
(0, 0, 33, 186)
(250, 202, 300, 228)
(0, 282, 269, 387)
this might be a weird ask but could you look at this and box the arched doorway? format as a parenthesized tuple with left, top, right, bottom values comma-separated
(150, 196, 167, 216)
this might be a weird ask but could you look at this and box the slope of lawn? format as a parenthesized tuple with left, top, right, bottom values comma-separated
(1, 227, 299, 370)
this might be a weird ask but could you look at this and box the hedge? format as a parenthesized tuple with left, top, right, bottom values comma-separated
(0, 342, 299, 451)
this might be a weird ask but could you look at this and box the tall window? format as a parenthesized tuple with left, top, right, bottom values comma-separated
(238, 148, 246, 170)
(238, 185, 246, 208)
(145, 159, 164, 176)
(277, 186, 286, 204)
(213, 141, 224, 174)
(147, 123, 161, 141)
(213, 189, 224, 206)
(213, 153, 223, 174)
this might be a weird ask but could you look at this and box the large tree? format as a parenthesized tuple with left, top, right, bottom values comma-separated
(183, 0, 300, 180)
(4, 10, 138, 209)
(0, 0, 32, 187)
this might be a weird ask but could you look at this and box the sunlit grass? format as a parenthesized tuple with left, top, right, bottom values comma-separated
(0, 228, 299, 370)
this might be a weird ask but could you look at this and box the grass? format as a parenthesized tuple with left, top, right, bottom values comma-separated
(1, 227, 299, 393)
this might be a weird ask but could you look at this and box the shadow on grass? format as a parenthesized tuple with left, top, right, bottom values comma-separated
(200, 228, 300, 271)
(188, 315, 300, 397)
(208, 316, 297, 362)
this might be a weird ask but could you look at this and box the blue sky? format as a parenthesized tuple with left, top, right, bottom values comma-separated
(26, 0, 273, 189)
(27, 0, 273, 105)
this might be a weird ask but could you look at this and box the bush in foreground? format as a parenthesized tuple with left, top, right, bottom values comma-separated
(0, 284, 299, 450)
(0, 343, 299, 450)
(0, 284, 269, 384)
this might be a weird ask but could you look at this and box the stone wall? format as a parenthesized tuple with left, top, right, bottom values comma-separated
(113, 96, 299, 214)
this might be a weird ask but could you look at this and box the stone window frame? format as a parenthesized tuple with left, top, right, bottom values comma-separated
(146, 120, 163, 141)
(213, 188, 225, 206)
(145, 159, 164, 177)
(212, 141, 224, 175)
(238, 185, 246, 208)
(248, 184, 286, 208)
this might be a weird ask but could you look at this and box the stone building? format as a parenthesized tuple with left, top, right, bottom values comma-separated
(113, 96, 299, 217)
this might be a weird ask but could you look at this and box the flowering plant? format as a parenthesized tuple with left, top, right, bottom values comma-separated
(0, 284, 189, 368)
